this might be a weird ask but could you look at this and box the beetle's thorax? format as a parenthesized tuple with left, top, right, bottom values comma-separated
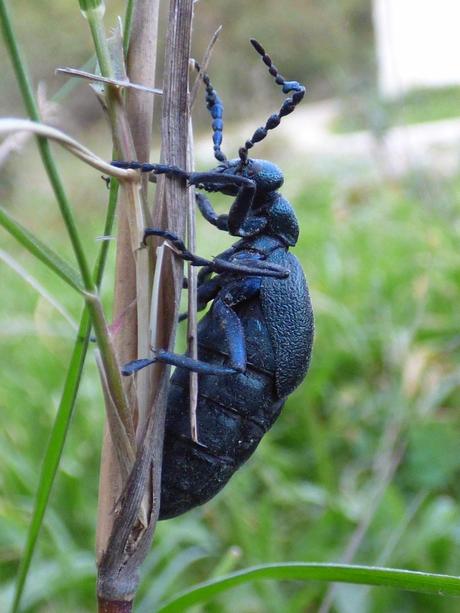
(237, 233, 285, 255)
(255, 191, 299, 247)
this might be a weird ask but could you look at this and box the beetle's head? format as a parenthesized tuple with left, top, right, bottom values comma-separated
(207, 158, 284, 196)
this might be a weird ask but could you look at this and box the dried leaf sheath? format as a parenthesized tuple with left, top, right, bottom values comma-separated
(97, 0, 195, 606)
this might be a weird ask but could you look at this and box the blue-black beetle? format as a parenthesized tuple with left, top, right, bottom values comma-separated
(114, 39, 314, 519)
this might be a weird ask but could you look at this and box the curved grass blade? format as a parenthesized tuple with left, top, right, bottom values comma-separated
(157, 563, 460, 612)
(0, 206, 84, 293)
(0, 248, 78, 330)
(10, 309, 92, 613)
(0, 119, 130, 179)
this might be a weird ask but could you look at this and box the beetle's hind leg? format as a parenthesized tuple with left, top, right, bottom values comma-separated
(211, 277, 261, 371)
(122, 277, 261, 376)
(122, 351, 237, 377)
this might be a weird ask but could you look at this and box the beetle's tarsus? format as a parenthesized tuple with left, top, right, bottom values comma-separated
(122, 351, 238, 377)
(121, 358, 155, 376)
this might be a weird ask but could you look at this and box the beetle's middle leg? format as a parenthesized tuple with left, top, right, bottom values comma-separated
(179, 276, 222, 322)
(144, 228, 288, 279)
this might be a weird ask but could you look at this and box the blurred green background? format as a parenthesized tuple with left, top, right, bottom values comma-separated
(1, 1, 460, 611)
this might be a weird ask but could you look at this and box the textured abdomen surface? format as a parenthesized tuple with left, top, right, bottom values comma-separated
(261, 250, 314, 398)
(159, 299, 284, 519)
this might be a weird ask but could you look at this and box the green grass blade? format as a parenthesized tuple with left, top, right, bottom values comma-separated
(0, 0, 94, 290)
(157, 563, 460, 612)
(10, 156, 119, 613)
(10, 309, 92, 613)
(94, 177, 118, 287)
(0, 248, 78, 330)
(0, 206, 84, 293)
(123, 0, 136, 51)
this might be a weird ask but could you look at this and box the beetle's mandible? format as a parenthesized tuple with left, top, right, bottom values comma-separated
(113, 39, 314, 519)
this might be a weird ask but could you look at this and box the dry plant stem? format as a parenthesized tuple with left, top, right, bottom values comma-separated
(97, 598, 133, 613)
(126, 0, 161, 439)
(97, 0, 161, 562)
(187, 119, 198, 441)
(96, 351, 136, 482)
(86, 293, 136, 447)
(184, 26, 216, 441)
(190, 24, 222, 109)
(55, 67, 162, 95)
(143, 0, 195, 518)
(98, 0, 194, 606)
(187, 25, 223, 440)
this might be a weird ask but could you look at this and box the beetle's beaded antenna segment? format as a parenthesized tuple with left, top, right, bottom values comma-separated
(194, 61, 227, 163)
(238, 39, 306, 165)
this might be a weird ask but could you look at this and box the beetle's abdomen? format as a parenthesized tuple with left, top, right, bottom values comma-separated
(159, 300, 283, 519)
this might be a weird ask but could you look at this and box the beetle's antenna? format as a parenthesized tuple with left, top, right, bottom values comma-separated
(194, 61, 227, 163)
(238, 39, 306, 165)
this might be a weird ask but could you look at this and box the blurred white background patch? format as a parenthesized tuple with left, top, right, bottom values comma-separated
(374, 0, 460, 96)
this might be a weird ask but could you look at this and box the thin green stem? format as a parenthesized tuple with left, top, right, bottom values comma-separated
(0, 0, 37, 122)
(85, 294, 135, 441)
(85, 7, 114, 79)
(82, 0, 143, 225)
(94, 179, 118, 287)
(40, 151, 94, 288)
(10, 182, 119, 613)
(10, 310, 91, 613)
(123, 0, 136, 53)
(84, 4, 139, 167)
(1, 0, 134, 444)
(0, 0, 94, 291)
(0, 206, 84, 293)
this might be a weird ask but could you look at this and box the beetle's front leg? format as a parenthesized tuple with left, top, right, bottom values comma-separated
(196, 193, 229, 232)
(112, 161, 258, 237)
(111, 160, 191, 181)
(111, 163, 251, 191)
(186, 171, 255, 191)
(189, 173, 257, 236)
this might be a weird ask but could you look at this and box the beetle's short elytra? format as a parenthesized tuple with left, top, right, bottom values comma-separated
(113, 39, 314, 519)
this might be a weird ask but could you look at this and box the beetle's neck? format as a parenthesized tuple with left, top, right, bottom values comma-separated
(252, 189, 279, 210)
